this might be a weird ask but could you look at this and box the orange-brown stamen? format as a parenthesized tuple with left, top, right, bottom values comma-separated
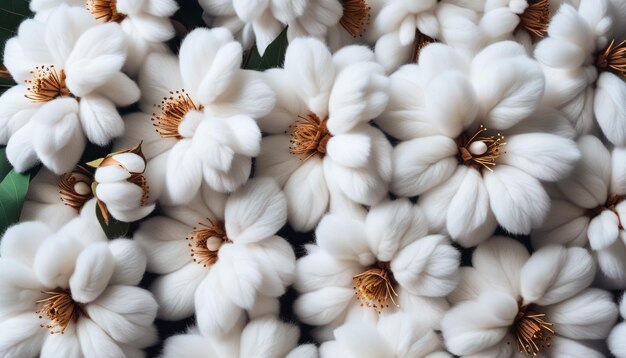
(36, 288, 81, 335)
(457, 125, 507, 172)
(59, 166, 94, 211)
(340, 0, 371, 37)
(511, 305, 555, 356)
(288, 113, 332, 162)
(86, 0, 126, 23)
(411, 30, 437, 63)
(24, 65, 72, 103)
(597, 39, 626, 77)
(519, 0, 551, 38)
(152, 89, 203, 139)
(352, 261, 399, 314)
(186, 219, 231, 267)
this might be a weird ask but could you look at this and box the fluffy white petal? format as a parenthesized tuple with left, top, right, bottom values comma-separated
(284, 157, 328, 231)
(150, 263, 207, 320)
(69, 242, 115, 303)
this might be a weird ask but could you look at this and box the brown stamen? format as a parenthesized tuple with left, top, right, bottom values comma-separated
(58, 166, 94, 211)
(411, 30, 437, 63)
(186, 219, 231, 267)
(352, 261, 399, 314)
(288, 113, 332, 162)
(596, 39, 626, 77)
(340, 0, 371, 37)
(86, 0, 126, 23)
(24, 65, 72, 103)
(457, 125, 507, 172)
(152, 89, 203, 139)
(36, 288, 81, 334)
(519, 0, 551, 38)
(586, 194, 626, 228)
(511, 305, 555, 356)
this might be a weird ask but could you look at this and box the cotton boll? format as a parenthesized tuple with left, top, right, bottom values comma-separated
(595, 72, 626, 146)
(69, 242, 115, 304)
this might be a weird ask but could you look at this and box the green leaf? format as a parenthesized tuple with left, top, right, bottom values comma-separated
(95, 203, 130, 240)
(0, 168, 30, 234)
(0, 147, 11, 180)
(0, 0, 32, 94)
(244, 27, 289, 71)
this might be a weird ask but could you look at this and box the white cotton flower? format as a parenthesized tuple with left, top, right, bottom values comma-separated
(609, 294, 626, 358)
(133, 178, 295, 336)
(0, 5, 139, 175)
(0, 205, 157, 357)
(378, 41, 580, 247)
(29, 0, 179, 74)
(255, 37, 392, 232)
(320, 311, 450, 358)
(534, 0, 626, 144)
(114, 27, 274, 205)
(293, 199, 459, 340)
(162, 316, 317, 358)
(93, 145, 155, 223)
(531, 135, 626, 289)
(441, 236, 618, 357)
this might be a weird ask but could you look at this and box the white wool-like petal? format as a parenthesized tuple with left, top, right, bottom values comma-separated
(378, 312, 445, 357)
(224, 178, 286, 243)
(484, 165, 550, 234)
(249, 237, 295, 297)
(595, 72, 626, 146)
(505, 107, 577, 140)
(96, 73, 141, 107)
(213, 244, 262, 309)
(294, 286, 354, 325)
(198, 41, 243, 105)
(240, 317, 300, 358)
(446, 168, 497, 247)
(0, 86, 39, 143)
(106, 204, 156, 224)
(0, 221, 50, 267)
(111, 153, 145, 173)
(374, 33, 414, 73)
(295, 249, 361, 292)
(545, 287, 618, 339)
(33, 232, 84, 288)
(195, 274, 245, 335)
(531, 199, 589, 248)
(150, 263, 207, 320)
(78, 95, 124, 146)
(316, 213, 372, 264)
(220, 115, 261, 157)
(95, 166, 130, 184)
(161, 333, 217, 358)
(164, 140, 202, 204)
(595, 240, 626, 289)
(417, 43, 469, 81)
(534, 37, 586, 69)
(0, 313, 46, 357)
(107, 239, 147, 286)
(284, 157, 328, 231)
(397, 293, 450, 331)
(500, 133, 581, 182)
(138, 52, 183, 113)
(418, 166, 467, 233)
(208, 70, 275, 119)
(609, 322, 626, 358)
(76, 318, 126, 358)
(286, 344, 318, 358)
(40, 324, 81, 358)
(520, 245, 595, 306)
(550, 336, 605, 358)
(0, 261, 42, 319)
(472, 237, 529, 298)
(365, 199, 428, 262)
(479, 7, 519, 40)
(588, 210, 620, 250)
(134, 217, 191, 274)
(611, 147, 626, 195)
(332, 322, 394, 358)
(7, 23, 48, 83)
(5, 121, 39, 173)
(254, 135, 302, 186)
(391, 234, 460, 297)
(69, 242, 115, 304)
(326, 133, 371, 169)
(44, 6, 97, 65)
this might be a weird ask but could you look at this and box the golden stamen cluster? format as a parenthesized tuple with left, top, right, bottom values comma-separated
(339, 0, 371, 37)
(511, 306, 555, 356)
(58, 166, 94, 211)
(36, 288, 81, 335)
(288, 113, 332, 162)
(186, 219, 231, 267)
(411, 30, 437, 63)
(597, 39, 626, 77)
(86, 0, 126, 23)
(519, 0, 551, 38)
(458, 125, 507, 172)
(24, 65, 71, 103)
(152, 89, 203, 139)
(352, 262, 399, 314)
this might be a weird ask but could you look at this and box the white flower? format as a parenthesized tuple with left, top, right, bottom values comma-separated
(162, 316, 317, 358)
(294, 199, 459, 340)
(320, 311, 450, 358)
(441, 236, 617, 357)
(378, 41, 580, 246)
(534, 0, 626, 145)
(134, 178, 295, 335)
(115, 27, 274, 205)
(531, 135, 626, 289)
(0, 205, 158, 357)
(93, 144, 155, 223)
(0, 5, 139, 174)
(255, 37, 392, 231)
(30, 0, 179, 74)
(609, 294, 626, 358)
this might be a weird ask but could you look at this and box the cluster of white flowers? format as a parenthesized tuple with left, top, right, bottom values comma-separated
(0, 0, 625, 356)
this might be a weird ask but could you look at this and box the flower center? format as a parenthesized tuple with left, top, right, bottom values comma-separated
(352, 261, 399, 314)
(411, 30, 436, 63)
(86, 0, 126, 23)
(289, 113, 332, 162)
(339, 0, 371, 37)
(457, 125, 507, 172)
(36, 288, 81, 335)
(186, 219, 231, 267)
(518, 0, 551, 38)
(587, 194, 626, 228)
(152, 89, 203, 139)
(59, 166, 94, 211)
(511, 305, 555, 356)
(24, 65, 72, 103)
(596, 39, 626, 78)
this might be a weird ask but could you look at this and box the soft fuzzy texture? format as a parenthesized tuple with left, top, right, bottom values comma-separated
(294, 198, 459, 340)
(379, 40, 580, 246)
(609, 293, 626, 358)
(134, 178, 295, 336)
(114, 27, 274, 205)
(29, 0, 178, 75)
(0, 201, 157, 357)
(441, 236, 617, 357)
(319, 311, 450, 358)
(162, 316, 316, 358)
(535, 0, 626, 144)
(0, 5, 139, 174)
(532, 135, 626, 289)
(255, 37, 392, 231)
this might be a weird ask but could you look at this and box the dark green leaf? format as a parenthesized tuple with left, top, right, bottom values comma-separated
(95, 203, 130, 240)
(244, 27, 289, 71)
(0, 0, 31, 94)
(0, 168, 30, 234)
(0, 146, 11, 180)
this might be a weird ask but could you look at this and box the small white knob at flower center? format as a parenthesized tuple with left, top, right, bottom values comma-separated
(206, 236, 224, 251)
(468, 141, 488, 155)
(74, 182, 91, 195)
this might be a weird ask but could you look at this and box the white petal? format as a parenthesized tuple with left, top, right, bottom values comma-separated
(76, 318, 126, 358)
(95, 73, 140, 107)
(472, 237, 529, 298)
(424, 71, 478, 137)
(595, 72, 626, 146)
(255, 135, 302, 187)
(164, 140, 202, 204)
(6, 121, 39, 173)
(0, 313, 46, 357)
(326, 133, 371, 169)
(588, 210, 620, 250)
(240, 318, 300, 358)
(150, 263, 207, 320)
(108, 239, 147, 286)
(284, 157, 328, 231)
(0, 221, 50, 267)
(78, 95, 124, 146)
(294, 287, 354, 325)
(213, 244, 263, 309)
(138, 52, 183, 113)
(316, 213, 372, 264)
(69, 242, 115, 303)
(195, 274, 245, 335)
